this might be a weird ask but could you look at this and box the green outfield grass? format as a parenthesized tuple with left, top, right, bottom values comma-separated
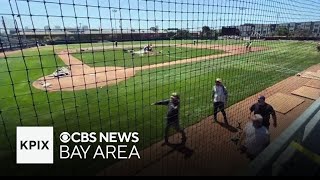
(0, 40, 319, 175)
(73, 46, 224, 67)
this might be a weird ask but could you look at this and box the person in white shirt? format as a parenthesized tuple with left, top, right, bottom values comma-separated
(212, 78, 228, 125)
(238, 114, 270, 160)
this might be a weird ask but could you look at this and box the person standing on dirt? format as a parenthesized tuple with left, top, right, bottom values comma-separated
(152, 93, 187, 145)
(238, 114, 270, 160)
(115, 41, 118, 47)
(212, 78, 229, 125)
(250, 96, 277, 130)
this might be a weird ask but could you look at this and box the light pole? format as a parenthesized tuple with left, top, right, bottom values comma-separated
(112, 10, 117, 32)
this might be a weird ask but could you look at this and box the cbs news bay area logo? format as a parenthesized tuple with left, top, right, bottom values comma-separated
(16, 127, 141, 164)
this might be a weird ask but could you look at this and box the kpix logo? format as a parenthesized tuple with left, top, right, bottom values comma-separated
(16, 127, 54, 164)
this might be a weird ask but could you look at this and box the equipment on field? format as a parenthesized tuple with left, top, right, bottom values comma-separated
(123, 44, 156, 56)
(49, 67, 70, 78)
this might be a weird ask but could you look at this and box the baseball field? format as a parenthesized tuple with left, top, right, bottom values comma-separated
(0, 39, 319, 175)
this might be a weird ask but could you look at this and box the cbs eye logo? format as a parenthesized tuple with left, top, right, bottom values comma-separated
(59, 132, 97, 143)
(60, 132, 71, 143)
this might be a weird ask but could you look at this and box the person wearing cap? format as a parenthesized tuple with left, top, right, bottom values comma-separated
(152, 93, 187, 145)
(250, 96, 277, 130)
(238, 114, 270, 160)
(212, 78, 229, 125)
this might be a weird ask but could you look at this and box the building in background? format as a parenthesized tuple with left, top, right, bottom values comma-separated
(289, 22, 296, 34)
(54, 26, 62, 31)
(312, 22, 320, 37)
(222, 20, 320, 38)
(236, 24, 255, 37)
(82, 25, 89, 31)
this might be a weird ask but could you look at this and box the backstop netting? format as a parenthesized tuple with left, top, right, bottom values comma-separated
(0, 0, 320, 176)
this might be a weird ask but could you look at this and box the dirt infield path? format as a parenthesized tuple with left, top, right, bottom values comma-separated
(138, 45, 265, 70)
(32, 44, 266, 91)
(98, 64, 320, 176)
(33, 50, 135, 91)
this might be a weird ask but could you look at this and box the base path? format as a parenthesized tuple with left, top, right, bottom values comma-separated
(33, 50, 135, 91)
(32, 44, 267, 91)
(98, 64, 320, 176)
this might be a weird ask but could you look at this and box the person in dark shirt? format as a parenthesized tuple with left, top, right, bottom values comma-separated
(250, 96, 277, 130)
(152, 93, 187, 145)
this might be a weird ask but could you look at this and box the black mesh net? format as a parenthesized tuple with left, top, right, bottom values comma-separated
(0, 0, 320, 176)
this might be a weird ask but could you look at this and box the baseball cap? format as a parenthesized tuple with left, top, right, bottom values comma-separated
(258, 96, 266, 101)
(216, 78, 222, 83)
(171, 92, 180, 99)
(251, 114, 263, 123)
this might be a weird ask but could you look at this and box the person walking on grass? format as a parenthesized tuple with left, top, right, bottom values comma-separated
(152, 93, 187, 145)
(250, 96, 277, 130)
(238, 114, 270, 160)
(212, 78, 229, 125)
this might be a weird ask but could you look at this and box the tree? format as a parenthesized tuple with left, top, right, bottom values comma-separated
(167, 31, 176, 39)
(202, 26, 210, 34)
(150, 26, 159, 33)
(201, 26, 211, 39)
(212, 30, 218, 40)
(276, 27, 289, 36)
(201, 26, 217, 39)
(175, 29, 190, 39)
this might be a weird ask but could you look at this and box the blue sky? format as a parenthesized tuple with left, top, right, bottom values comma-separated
(0, 0, 320, 31)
